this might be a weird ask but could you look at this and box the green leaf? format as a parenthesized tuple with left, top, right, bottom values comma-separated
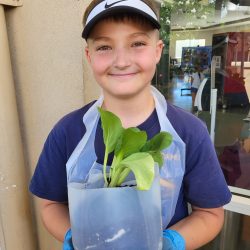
(97, 107, 173, 189)
(115, 128, 147, 158)
(119, 152, 155, 190)
(141, 132, 172, 152)
(98, 107, 124, 153)
(98, 107, 124, 185)
(148, 151, 164, 168)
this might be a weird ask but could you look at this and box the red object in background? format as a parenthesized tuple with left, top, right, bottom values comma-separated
(219, 141, 250, 190)
(213, 32, 250, 106)
(224, 75, 246, 94)
(219, 143, 241, 186)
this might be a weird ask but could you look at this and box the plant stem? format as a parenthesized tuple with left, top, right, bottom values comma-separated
(103, 148, 109, 186)
(109, 167, 124, 187)
(112, 153, 123, 173)
(110, 156, 117, 178)
(109, 152, 123, 186)
(117, 168, 130, 186)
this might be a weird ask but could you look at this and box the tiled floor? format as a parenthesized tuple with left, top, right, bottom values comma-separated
(164, 76, 193, 112)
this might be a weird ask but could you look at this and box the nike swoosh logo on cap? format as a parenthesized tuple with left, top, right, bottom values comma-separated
(105, 0, 127, 9)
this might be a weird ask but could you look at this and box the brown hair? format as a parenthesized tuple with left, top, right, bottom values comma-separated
(83, 0, 159, 26)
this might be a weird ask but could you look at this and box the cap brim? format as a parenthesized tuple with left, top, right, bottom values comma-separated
(82, 6, 161, 39)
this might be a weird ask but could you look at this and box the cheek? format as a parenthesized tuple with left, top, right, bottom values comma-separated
(135, 51, 157, 72)
(90, 55, 112, 74)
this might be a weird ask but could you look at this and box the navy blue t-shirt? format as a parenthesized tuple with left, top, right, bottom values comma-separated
(29, 100, 231, 228)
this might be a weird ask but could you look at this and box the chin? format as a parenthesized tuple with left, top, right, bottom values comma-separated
(109, 87, 149, 100)
(101, 79, 152, 98)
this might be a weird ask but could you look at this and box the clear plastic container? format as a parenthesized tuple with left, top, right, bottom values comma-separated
(68, 171, 162, 250)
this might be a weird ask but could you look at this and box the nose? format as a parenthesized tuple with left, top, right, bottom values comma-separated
(113, 48, 131, 69)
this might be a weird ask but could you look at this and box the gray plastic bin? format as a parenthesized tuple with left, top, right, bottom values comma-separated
(68, 172, 162, 250)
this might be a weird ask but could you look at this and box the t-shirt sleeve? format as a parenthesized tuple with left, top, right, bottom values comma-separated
(184, 125, 232, 208)
(29, 124, 68, 202)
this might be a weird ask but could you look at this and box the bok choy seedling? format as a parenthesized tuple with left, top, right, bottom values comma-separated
(98, 107, 172, 190)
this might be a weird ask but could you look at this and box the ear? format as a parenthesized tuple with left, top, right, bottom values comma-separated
(85, 46, 92, 64)
(155, 40, 164, 64)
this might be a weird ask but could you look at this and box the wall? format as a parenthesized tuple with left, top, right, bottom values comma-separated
(4, 0, 100, 249)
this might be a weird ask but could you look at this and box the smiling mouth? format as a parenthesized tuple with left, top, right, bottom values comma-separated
(109, 73, 137, 77)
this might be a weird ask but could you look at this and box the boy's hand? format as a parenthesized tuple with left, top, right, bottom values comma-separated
(162, 229, 185, 250)
(63, 229, 74, 250)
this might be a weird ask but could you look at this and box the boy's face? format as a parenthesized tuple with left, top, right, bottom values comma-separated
(85, 18, 163, 99)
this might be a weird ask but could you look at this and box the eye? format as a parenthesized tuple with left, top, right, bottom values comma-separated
(96, 45, 112, 51)
(132, 41, 146, 47)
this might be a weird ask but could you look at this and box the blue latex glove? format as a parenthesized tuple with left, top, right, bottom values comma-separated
(63, 229, 74, 250)
(162, 229, 185, 250)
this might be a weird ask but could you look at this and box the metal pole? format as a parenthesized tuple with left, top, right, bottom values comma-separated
(0, 4, 36, 250)
(209, 56, 218, 143)
(211, 57, 216, 92)
(210, 89, 217, 143)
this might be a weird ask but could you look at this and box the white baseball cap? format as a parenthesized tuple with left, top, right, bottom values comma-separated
(82, 0, 161, 39)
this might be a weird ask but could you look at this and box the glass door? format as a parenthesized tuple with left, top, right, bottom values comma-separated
(155, 0, 250, 249)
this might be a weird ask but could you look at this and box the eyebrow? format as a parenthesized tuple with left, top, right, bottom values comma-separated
(91, 32, 151, 43)
(91, 36, 111, 43)
(130, 32, 151, 39)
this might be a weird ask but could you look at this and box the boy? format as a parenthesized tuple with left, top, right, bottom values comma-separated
(29, 0, 232, 249)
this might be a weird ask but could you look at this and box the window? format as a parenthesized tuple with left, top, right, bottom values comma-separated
(175, 39, 205, 59)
